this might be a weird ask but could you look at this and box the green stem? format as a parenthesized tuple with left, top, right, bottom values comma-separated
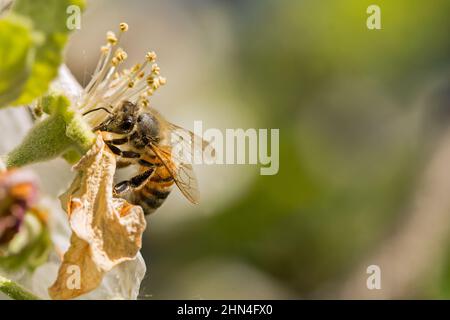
(6, 94, 95, 168)
(0, 275, 41, 300)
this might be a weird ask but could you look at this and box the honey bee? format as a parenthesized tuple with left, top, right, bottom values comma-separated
(91, 101, 210, 215)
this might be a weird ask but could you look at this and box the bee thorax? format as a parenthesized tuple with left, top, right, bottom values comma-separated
(137, 113, 160, 141)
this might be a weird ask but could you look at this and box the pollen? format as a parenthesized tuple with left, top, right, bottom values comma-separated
(146, 51, 157, 62)
(132, 64, 142, 72)
(141, 97, 150, 107)
(116, 49, 128, 61)
(151, 64, 160, 75)
(112, 49, 128, 66)
(79, 22, 167, 128)
(146, 76, 155, 86)
(106, 31, 118, 45)
(119, 22, 129, 32)
(152, 78, 161, 90)
(159, 77, 167, 86)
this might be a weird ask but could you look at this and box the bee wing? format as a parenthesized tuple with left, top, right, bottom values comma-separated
(146, 107, 214, 161)
(148, 143, 200, 204)
(167, 123, 215, 162)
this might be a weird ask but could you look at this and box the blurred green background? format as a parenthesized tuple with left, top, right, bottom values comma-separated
(66, 0, 450, 298)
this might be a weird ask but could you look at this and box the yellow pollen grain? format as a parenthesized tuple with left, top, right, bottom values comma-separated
(151, 64, 160, 75)
(115, 49, 128, 62)
(101, 45, 109, 53)
(159, 77, 167, 85)
(119, 22, 129, 32)
(146, 51, 157, 62)
(146, 76, 155, 85)
(106, 31, 118, 45)
(132, 63, 141, 72)
(152, 78, 160, 90)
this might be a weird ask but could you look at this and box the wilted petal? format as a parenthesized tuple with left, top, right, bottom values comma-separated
(49, 135, 146, 300)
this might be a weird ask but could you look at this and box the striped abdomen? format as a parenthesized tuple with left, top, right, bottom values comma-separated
(131, 154, 175, 215)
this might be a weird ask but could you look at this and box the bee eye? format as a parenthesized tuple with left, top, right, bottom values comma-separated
(121, 119, 134, 131)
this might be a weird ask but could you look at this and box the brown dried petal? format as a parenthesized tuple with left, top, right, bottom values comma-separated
(49, 135, 146, 300)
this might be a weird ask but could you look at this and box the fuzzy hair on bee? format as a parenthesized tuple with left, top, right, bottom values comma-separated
(90, 100, 207, 215)
(77, 24, 210, 215)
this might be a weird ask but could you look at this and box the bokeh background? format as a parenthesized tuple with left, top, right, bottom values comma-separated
(64, 0, 450, 299)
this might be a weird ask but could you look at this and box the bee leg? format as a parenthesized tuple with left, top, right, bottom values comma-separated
(105, 142, 141, 159)
(104, 137, 129, 145)
(138, 159, 154, 167)
(114, 168, 155, 195)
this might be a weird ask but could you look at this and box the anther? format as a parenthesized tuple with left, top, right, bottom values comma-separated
(146, 51, 157, 62)
(119, 22, 129, 32)
(151, 64, 160, 75)
(159, 77, 167, 86)
(146, 76, 155, 86)
(106, 31, 118, 45)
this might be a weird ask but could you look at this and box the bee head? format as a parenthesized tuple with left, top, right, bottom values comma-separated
(97, 101, 139, 134)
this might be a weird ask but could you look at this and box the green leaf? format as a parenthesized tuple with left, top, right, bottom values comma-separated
(0, 16, 34, 107)
(0, 0, 86, 107)
(11, 0, 86, 105)
(13, 32, 67, 105)
(13, 0, 86, 34)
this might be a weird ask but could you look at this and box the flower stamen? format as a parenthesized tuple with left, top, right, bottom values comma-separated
(78, 23, 166, 129)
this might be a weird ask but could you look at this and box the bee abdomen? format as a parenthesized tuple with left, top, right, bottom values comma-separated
(133, 182, 173, 215)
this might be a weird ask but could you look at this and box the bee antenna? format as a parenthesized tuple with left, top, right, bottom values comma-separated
(82, 107, 112, 116)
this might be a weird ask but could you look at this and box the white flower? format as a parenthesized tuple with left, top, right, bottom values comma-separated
(0, 63, 147, 300)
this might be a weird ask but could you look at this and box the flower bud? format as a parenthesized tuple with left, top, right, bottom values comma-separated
(0, 169, 38, 245)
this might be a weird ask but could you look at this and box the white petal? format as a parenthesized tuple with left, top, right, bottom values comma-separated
(0, 66, 147, 300)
